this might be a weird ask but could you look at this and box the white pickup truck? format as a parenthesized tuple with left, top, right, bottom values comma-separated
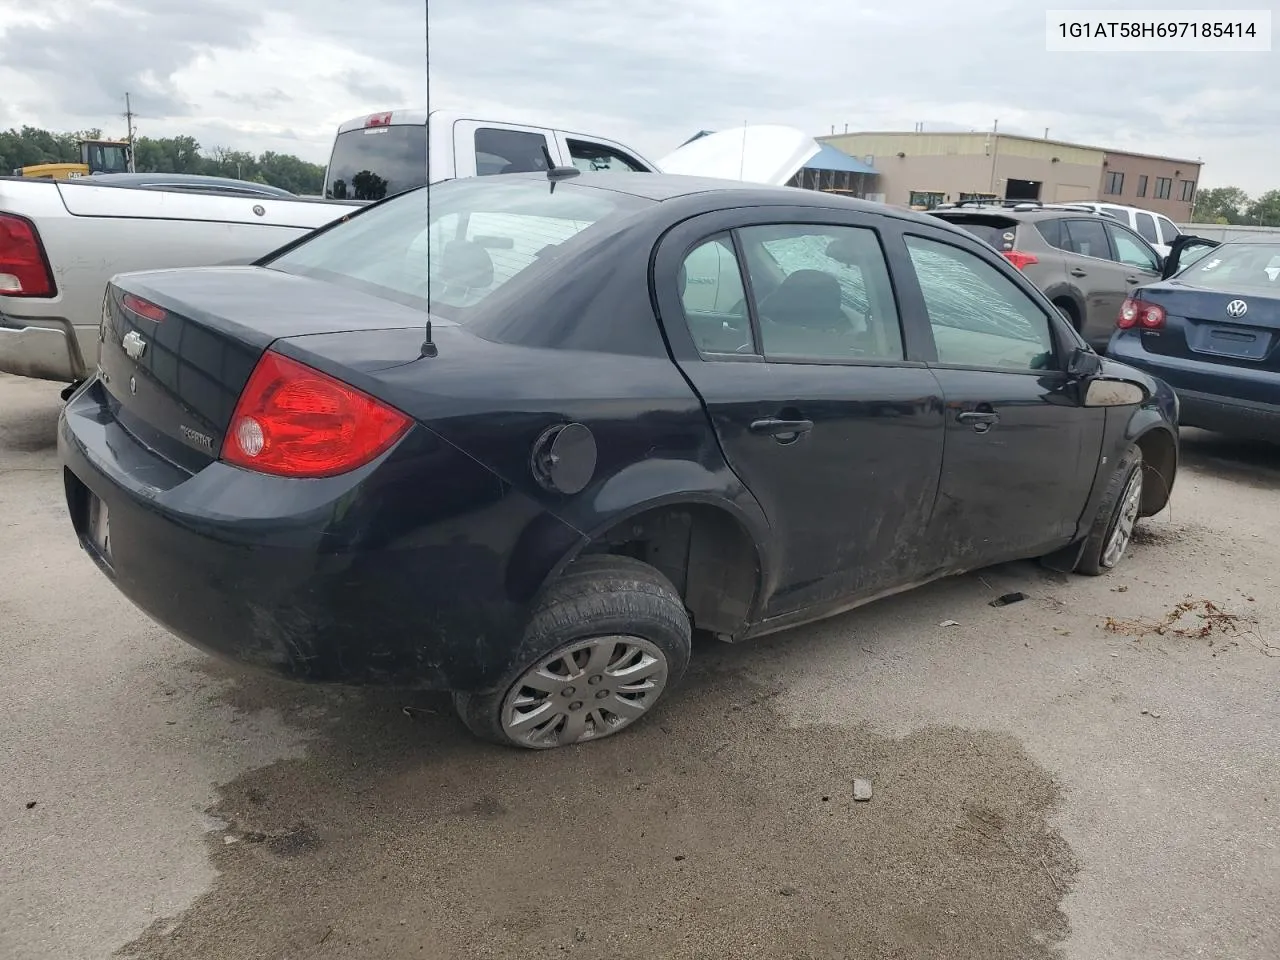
(0, 111, 816, 385)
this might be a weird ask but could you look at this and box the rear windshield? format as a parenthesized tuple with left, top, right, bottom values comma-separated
(266, 178, 651, 317)
(1176, 243, 1280, 292)
(931, 215, 1020, 252)
(324, 125, 427, 200)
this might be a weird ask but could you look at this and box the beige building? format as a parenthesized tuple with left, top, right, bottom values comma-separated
(818, 131, 1201, 221)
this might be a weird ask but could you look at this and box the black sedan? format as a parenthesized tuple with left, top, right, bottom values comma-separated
(1108, 237, 1280, 442)
(58, 171, 1180, 749)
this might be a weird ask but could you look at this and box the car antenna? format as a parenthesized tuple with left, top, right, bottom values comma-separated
(419, 2, 438, 360)
(541, 144, 580, 192)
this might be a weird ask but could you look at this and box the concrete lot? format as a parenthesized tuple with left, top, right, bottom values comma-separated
(1, 371, 1277, 960)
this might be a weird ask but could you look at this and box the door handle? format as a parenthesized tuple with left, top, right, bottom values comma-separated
(957, 410, 999, 433)
(750, 417, 814, 440)
(1069, 268, 1087, 277)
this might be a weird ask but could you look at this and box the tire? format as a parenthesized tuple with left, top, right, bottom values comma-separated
(1074, 444, 1144, 576)
(454, 555, 692, 749)
(1053, 298, 1080, 331)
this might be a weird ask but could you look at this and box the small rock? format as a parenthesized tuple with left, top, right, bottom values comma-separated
(1110, 652, 1120, 658)
(853, 778, 873, 801)
(673, 855, 685, 862)
(1150, 711, 1161, 719)
(779, 885, 797, 897)
(25, 801, 36, 810)
(939, 619, 960, 627)
(574, 928, 588, 943)
(223, 835, 240, 844)
(1115, 585, 1129, 592)
(821, 796, 829, 802)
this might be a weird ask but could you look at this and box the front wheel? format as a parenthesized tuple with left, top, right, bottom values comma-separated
(1075, 445, 1144, 576)
(454, 555, 692, 749)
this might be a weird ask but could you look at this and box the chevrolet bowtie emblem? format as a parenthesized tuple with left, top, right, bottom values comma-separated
(122, 330, 147, 360)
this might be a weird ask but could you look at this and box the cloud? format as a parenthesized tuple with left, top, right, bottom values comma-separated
(0, 0, 1275, 191)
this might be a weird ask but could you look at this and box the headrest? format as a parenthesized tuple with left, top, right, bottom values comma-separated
(761, 269, 842, 325)
(437, 240, 494, 290)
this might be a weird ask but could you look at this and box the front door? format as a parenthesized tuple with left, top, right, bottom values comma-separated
(895, 231, 1106, 573)
(654, 211, 947, 623)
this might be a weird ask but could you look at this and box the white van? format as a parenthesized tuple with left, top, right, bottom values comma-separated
(1051, 201, 1183, 257)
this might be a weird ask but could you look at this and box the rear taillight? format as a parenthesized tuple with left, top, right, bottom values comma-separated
(0, 212, 56, 297)
(121, 293, 167, 322)
(1001, 250, 1039, 270)
(1118, 297, 1166, 330)
(364, 112, 392, 128)
(221, 351, 412, 478)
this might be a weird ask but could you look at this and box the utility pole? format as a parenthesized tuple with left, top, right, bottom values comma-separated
(123, 93, 137, 171)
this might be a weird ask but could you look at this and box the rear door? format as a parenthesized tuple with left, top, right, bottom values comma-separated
(555, 134, 657, 173)
(1057, 217, 1133, 345)
(1103, 219, 1163, 296)
(894, 230, 1105, 571)
(652, 207, 946, 623)
(451, 121, 562, 177)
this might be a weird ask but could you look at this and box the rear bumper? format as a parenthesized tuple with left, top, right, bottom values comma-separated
(57, 378, 585, 690)
(0, 310, 85, 382)
(1107, 333, 1280, 440)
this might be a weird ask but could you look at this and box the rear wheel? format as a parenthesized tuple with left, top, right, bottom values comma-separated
(1074, 444, 1144, 576)
(1053, 298, 1081, 331)
(454, 555, 692, 749)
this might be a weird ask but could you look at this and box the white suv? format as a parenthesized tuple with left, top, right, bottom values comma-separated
(1047, 202, 1183, 257)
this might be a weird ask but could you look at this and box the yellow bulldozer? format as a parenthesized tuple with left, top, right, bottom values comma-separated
(12, 139, 133, 179)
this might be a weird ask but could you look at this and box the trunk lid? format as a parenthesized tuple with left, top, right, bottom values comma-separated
(1136, 281, 1280, 370)
(97, 266, 434, 470)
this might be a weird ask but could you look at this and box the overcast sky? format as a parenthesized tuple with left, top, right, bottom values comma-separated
(0, 0, 1275, 192)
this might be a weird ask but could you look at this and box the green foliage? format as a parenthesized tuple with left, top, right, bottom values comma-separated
(1244, 190, 1280, 228)
(1, 125, 325, 195)
(1193, 186, 1250, 224)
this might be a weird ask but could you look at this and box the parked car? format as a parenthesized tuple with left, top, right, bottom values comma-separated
(81, 172, 299, 199)
(1, 121, 813, 387)
(58, 172, 1180, 750)
(1107, 237, 1280, 442)
(928, 201, 1210, 350)
(1049, 201, 1184, 257)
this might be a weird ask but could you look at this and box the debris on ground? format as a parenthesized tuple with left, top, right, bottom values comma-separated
(1139, 709, 1162, 719)
(853, 778, 873, 801)
(779, 886, 797, 897)
(939, 619, 960, 627)
(990, 592, 1028, 607)
(401, 705, 437, 720)
(25, 801, 36, 809)
(1103, 598, 1257, 645)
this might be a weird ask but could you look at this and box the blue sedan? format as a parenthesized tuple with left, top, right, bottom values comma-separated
(1107, 237, 1280, 442)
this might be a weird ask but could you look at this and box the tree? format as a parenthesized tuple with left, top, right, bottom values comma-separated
(1192, 186, 1250, 224)
(1244, 190, 1280, 227)
(0, 123, 324, 194)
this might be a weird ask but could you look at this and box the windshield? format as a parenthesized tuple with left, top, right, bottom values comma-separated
(1177, 243, 1280, 293)
(324, 125, 427, 200)
(266, 177, 651, 317)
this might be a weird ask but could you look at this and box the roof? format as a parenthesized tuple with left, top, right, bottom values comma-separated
(818, 130, 1201, 167)
(803, 144, 877, 174)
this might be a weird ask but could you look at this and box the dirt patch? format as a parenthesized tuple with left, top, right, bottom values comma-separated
(119, 656, 1077, 960)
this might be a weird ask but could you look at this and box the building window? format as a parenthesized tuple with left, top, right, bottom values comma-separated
(1136, 175, 1148, 197)
(1155, 177, 1172, 199)
(1103, 171, 1124, 195)
(909, 190, 945, 210)
(1180, 179, 1196, 202)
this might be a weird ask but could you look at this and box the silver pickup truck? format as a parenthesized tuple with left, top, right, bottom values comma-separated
(0, 116, 816, 386)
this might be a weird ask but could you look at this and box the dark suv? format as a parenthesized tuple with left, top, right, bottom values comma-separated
(928, 201, 1168, 350)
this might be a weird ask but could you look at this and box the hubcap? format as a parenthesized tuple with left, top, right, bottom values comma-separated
(500, 635, 669, 748)
(1102, 468, 1143, 568)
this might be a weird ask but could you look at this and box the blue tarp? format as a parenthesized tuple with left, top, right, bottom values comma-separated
(804, 144, 878, 174)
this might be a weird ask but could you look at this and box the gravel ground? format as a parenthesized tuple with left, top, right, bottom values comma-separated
(1, 372, 1277, 960)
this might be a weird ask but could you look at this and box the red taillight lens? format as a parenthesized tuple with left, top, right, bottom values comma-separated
(364, 112, 392, 128)
(1001, 250, 1039, 270)
(121, 293, 167, 322)
(221, 351, 412, 478)
(0, 212, 56, 297)
(1119, 297, 1165, 330)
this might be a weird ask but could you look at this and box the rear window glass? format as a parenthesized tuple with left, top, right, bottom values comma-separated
(266, 178, 651, 318)
(324, 125, 427, 200)
(931, 215, 1019, 251)
(1177, 243, 1280, 292)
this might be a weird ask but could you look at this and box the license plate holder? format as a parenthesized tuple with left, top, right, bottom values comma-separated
(1195, 325, 1269, 361)
(87, 493, 111, 559)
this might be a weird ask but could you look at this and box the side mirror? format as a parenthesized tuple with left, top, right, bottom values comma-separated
(1067, 346, 1102, 379)
(1084, 379, 1148, 407)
